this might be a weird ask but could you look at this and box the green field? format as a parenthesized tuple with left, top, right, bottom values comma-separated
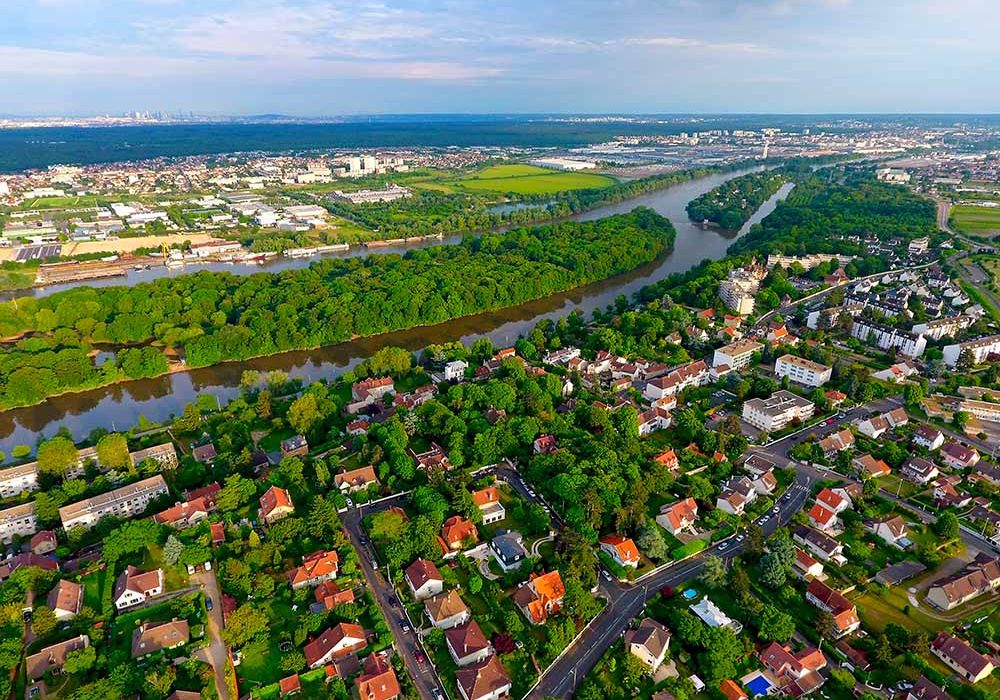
(17, 195, 108, 211)
(951, 203, 1000, 238)
(445, 163, 616, 195)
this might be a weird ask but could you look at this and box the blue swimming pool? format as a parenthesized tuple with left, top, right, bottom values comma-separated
(682, 588, 698, 600)
(745, 674, 774, 697)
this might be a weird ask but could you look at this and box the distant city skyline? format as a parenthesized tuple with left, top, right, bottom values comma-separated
(3, 0, 1000, 116)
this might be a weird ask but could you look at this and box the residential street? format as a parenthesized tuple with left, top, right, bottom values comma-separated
(191, 568, 231, 700)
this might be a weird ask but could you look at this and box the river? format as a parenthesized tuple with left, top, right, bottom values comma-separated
(0, 172, 792, 452)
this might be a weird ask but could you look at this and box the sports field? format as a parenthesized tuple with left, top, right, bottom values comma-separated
(17, 195, 108, 211)
(443, 163, 615, 195)
(951, 203, 1000, 238)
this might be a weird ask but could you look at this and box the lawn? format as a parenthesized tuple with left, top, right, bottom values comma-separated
(951, 203, 1000, 238)
(82, 568, 107, 611)
(850, 586, 947, 636)
(448, 164, 616, 195)
(17, 195, 108, 211)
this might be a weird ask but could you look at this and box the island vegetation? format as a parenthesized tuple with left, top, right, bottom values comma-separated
(685, 170, 787, 229)
(0, 208, 675, 409)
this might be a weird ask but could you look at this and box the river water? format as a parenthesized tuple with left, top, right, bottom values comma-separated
(0, 172, 792, 452)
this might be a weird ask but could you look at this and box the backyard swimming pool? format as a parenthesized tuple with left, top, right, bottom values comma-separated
(682, 588, 698, 600)
(744, 673, 775, 697)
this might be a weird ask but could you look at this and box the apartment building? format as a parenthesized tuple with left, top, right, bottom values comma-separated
(0, 502, 37, 544)
(943, 335, 1000, 367)
(718, 265, 766, 315)
(774, 354, 832, 387)
(712, 340, 764, 371)
(850, 320, 927, 358)
(0, 462, 40, 499)
(912, 316, 971, 341)
(742, 390, 815, 433)
(59, 475, 169, 531)
(129, 443, 179, 470)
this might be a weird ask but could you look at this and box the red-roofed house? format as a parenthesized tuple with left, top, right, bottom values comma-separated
(288, 550, 339, 589)
(600, 535, 641, 568)
(260, 485, 294, 524)
(808, 503, 839, 532)
(304, 622, 367, 669)
(805, 579, 861, 637)
(656, 498, 699, 536)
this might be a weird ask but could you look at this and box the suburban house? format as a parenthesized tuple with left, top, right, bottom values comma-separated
(533, 435, 558, 455)
(819, 429, 855, 457)
(901, 457, 939, 485)
(304, 622, 367, 669)
(280, 434, 309, 459)
(600, 535, 641, 568)
(656, 498, 699, 536)
(853, 454, 891, 479)
(905, 677, 951, 700)
(808, 503, 839, 533)
(444, 360, 469, 381)
(153, 496, 213, 528)
(638, 407, 673, 436)
(404, 559, 444, 601)
(0, 553, 58, 582)
(113, 565, 164, 611)
(926, 555, 1000, 610)
(816, 488, 850, 514)
(690, 598, 742, 633)
(455, 656, 511, 700)
(314, 581, 356, 610)
(805, 579, 861, 637)
(412, 443, 452, 471)
(355, 654, 401, 700)
(131, 618, 190, 658)
(490, 531, 528, 572)
(625, 618, 672, 672)
(513, 570, 566, 625)
(794, 526, 848, 566)
(289, 550, 340, 589)
(716, 476, 757, 516)
(856, 408, 908, 438)
(445, 620, 493, 667)
(425, 590, 471, 630)
(30, 529, 56, 555)
(912, 425, 945, 451)
(347, 376, 395, 414)
(750, 469, 778, 495)
(793, 548, 825, 580)
(191, 443, 217, 464)
(930, 632, 995, 683)
(940, 442, 980, 469)
(334, 466, 379, 493)
(441, 516, 479, 554)
(129, 443, 179, 470)
(259, 485, 295, 524)
(759, 642, 827, 696)
(472, 487, 506, 525)
(47, 579, 83, 620)
(868, 516, 911, 548)
(26, 635, 89, 680)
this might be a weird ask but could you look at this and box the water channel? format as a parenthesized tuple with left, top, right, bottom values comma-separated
(0, 171, 794, 452)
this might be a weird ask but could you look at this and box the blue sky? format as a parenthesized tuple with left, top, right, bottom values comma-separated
(3, 0, 999, 115)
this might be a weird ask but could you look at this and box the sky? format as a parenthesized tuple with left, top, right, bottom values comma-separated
(3, 0, 1000, 116)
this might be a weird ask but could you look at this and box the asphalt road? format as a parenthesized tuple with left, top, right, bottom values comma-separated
(192, 568, 231, 700)
(342, 495, 448, 700)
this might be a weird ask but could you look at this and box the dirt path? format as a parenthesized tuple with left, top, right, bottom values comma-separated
(191, 569, 231, 700)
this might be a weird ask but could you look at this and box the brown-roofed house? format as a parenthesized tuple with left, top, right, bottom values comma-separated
(47, 579, 83, 620)
(289, 550, 340, 589)
(445, 620, 492, 667)
(304, 622, 367, 669)
(720, 679, 749, 700)
(625, 618, 672, 671)
(334, 466, 379, 493)
(404, 558, 443, 600)
(425, 590, 471, 630)
(455, 655, 511, 700)
(926, 554, 1000, 610)
(931, 631, 994, 683)
(131, 619, 190, 658)
(315, 580, 356, 610)
(805, 579, 860, 637)
(113, 565, 164, 611)
(441, 515, 478, 552)
(356, 654, 400, 700)
(153, 497, 213, 528)
(26, 635, 89, 679)
(30, 530, 57, 555)
(279, 674, 301, 697)
(656, 498, 698, 536)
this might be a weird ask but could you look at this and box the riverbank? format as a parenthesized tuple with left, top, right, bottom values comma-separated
(0, 167, 787, 452)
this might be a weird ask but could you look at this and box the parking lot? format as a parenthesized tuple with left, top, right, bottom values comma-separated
(15, 244, 61, 261)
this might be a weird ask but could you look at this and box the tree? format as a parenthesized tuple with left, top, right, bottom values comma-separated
(36, 436, 79, 477)
(933, 511, 959, 540)
(903, 382, 924, 408)
(174, 403, 202, 432)
(280, 650, 306, 673)
(636, 521, 668, 562)
(216, 474, 257, 512)
(103, 520, 163, 561)
(698, 627, 745, 682)
(96, 433, 131, 470)
(63, 645, 96, 675)
(700, 555, 727, 588)
(759, 552, 786, 589)
(816, 610, 837, 641)
(757, 605, 795, 642)
(31, 605, 57, 638)
(952, 410, 971, 432)
(288, 393, 324, 436)
(163, 535, 185, 565)
(223, 605, 269, 647)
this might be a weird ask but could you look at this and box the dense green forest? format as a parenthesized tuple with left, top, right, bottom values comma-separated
(0, 208, 675, 409)
(639, 171, 937, 311)
(325, 164, 743, 237)
(685, 170, 786, 229)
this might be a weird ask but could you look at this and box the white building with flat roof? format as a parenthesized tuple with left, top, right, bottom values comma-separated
(743, 390, 815, 433)
(0, 502, 37, 544)
(775, 354, 832, 387)
(944, 335, 1000, 367)
(713, 340, 764, 371)
(0, 462, 40, 499)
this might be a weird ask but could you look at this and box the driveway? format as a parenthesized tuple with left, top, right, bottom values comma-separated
(191, 569, 231, 700)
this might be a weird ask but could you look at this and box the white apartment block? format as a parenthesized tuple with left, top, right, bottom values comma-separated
(774, 354, 832, 387)
(912, 316, 971, 341)
(719, 279, 757, 316)
(958, 398, 1000, 424)
(0, 502, 38, 544)
(943, 335, 1000, 368)
(743, 390, 816, 433)
(0, 462, 40, 499)
(850, 320, 927, 358)
(713, 340, 764, 371)
(59, 475, 169, 531)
